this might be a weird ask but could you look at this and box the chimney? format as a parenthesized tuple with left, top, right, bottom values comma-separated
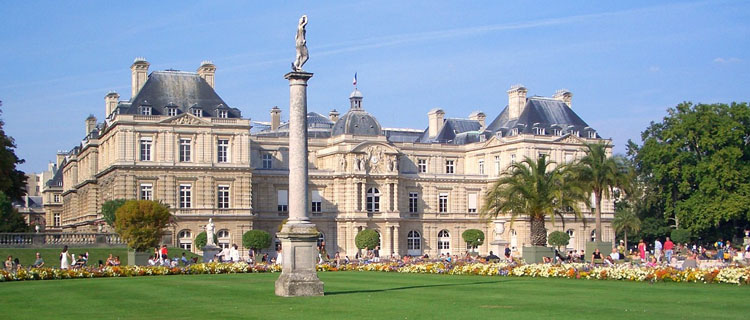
(329, 109, 340, 123)
(197, 60, 216, 88)
(56, 152, 66, 167)
(507, 85, 527, 120)
(130, 57, 150, 98)
(270, 106, 281, 131)
(105, 91, 119, 117)
(85, 115, 97, 136)
(428, 108, 445, 138)
(469, 111, 486, 130)
(553, 89, 573, 108)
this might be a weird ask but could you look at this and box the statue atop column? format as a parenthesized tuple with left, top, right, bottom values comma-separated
(292, 15, 309, 72)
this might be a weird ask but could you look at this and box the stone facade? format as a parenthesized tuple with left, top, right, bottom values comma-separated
(52, 58, 614, 259)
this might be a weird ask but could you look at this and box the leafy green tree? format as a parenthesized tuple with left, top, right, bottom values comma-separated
(0, 191, 29, 232)
(612, 208, 641, 247)
(547, 231, 570, 250)
(355, 229, 380, 250)
(0, 103, 27, 202)
(631, 102, 750, 239)
(670, 228, 692, 244)
(574, 142, 629, 243)
(101, 199, 127, 226)
(194, 231, 218, 249)
(114, 200, 171, 251)
(462, 229, 485, 251)
(481, 156, 585, 246)
(243, 230, 271, 254)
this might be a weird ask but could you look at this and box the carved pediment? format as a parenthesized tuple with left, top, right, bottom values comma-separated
(161, 114, 208, 126)
(556, 134, 583, 144)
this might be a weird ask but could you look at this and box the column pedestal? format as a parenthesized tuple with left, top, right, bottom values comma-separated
(274, 224, 324, 297)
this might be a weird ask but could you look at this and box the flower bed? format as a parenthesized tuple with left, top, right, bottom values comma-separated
(2, 261, 750, 285)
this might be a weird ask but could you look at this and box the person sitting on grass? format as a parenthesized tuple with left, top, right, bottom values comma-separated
(32, 252, 45, 268)
(148, 255, 158, 266)
(646, 256, 658, 267)
(112, 256, 121, 266)
(542, 256, 552, 264)
(486, 251, 501, 261)
(105, 254, 115, 266)
(5, 256, 15, 271)
(181, 253, 189, 266)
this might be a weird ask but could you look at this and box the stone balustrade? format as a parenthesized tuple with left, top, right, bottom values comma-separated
(0, 232, 125, 248)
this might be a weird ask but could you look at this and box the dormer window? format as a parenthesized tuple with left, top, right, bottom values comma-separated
(192, 109, 203, 117)
(167, 107, 178, 117)
(533, 127, 545, 135)
(553, 128, 562, 136)
(573, 130, 580, 137)
(510, 128, 519, 136)
(217, 110, 228, 118)
(588, 131, 596, 139)
(139, 106, 152, 116)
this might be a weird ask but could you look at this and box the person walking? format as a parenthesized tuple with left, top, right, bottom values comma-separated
(60, 245, 71, 269)
(638, 239, 646, 261)
(654, 238, 663, 263)
(664, 237, 674, 264)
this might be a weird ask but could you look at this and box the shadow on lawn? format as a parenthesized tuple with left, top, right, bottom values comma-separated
(325, 279, 509, 296)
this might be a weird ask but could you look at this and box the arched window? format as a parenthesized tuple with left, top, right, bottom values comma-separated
(438, 230, 451, 255)
(317, 232, 325, 249)
(366, 188, 380, 212)
(590, 229, 596, 242)
(178, 230, 192, 251)
(407, 230, 421, 256)
(566, 229, 575, 250)
(217, 229, 230, 249)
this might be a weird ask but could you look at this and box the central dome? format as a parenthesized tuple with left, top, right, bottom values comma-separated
(331, 88, 382, 136)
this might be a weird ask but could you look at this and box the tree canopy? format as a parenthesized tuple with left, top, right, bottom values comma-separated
(461, 229, 485, 249)
(0, 103, 27, 202)
(194, 231, 218, 249)
(355, 229, 380, 250)
(547, 231, 570, 249)
(0, 191, 29, 232)
(242, 230, 271, 253)
(101, 199, 127, 226)
(630, 102, 750, 240)
(481, 156, 585, 246)
(114, 200, 171, 251)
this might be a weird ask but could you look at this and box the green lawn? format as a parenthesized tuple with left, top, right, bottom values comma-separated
(1, 272, 747, 319)
(0, 247, 200, 267)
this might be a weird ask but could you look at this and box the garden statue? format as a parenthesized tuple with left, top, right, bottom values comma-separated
(292, 15, 309, 71)
(206, 218, 216, 247)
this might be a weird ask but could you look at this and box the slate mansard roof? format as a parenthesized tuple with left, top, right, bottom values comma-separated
(486, 97, 598, 138)
(116, 71, 242, 118)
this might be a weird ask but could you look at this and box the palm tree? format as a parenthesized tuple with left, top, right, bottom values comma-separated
(480, 156, 585, 246)
(574, 142, 629, 243)
(612, 208, 641, 248)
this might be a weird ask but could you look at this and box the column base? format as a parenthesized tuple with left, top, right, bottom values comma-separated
(274, 223, 325, 297)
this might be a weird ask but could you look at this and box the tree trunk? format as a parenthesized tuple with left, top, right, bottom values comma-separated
(594, 191, 602, 242)
(624, 230, 628, 253)
(530, 215, 547, 246)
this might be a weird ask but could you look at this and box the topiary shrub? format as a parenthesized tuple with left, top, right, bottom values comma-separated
(355, 229, 380, 250)
(101, 199, 127, 227)
(114, 200, 171, 252)
(243, 230, 271, 255)
(671, 228, 691, 244)
(462, 229, 485, 251)
(194, 231, 218, 249)
(548, 231, 570, 249)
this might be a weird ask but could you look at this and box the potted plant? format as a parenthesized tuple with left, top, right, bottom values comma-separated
(462, 229, 485, 255)
(114, 200, 172, 266)
(243, 230, 272, 258)
(355, 229, 380, 255)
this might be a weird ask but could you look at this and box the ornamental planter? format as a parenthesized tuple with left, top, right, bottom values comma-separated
(522, 245, 554, 264)
(127, 250, 151, 266)
(585, 241, 613, 263)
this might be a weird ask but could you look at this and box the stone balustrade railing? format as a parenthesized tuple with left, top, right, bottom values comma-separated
(0, 233, 125, 248)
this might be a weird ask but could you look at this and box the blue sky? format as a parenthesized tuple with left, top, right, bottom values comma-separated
(1, 0, 748, 173)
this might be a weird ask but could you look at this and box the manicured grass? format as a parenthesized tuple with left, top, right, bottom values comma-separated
(1, 272, 747, 319)
(0, 247, 200, 267)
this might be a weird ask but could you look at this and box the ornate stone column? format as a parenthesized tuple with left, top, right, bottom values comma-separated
(274, 71, 324, 297)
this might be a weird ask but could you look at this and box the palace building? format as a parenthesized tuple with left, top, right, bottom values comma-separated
(48, 58, 615, 258)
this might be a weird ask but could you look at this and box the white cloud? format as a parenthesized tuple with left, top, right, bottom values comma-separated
(649, 66, 661, 72)
(713, 57, 742, 64)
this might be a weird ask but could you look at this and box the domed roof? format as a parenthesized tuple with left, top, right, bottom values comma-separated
(331, 110, 382, 136)
(350, 89, 363, 99)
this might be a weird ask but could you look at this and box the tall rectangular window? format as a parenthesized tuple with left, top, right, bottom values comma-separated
(445, 160, 454, 174)
(53, 213, 60, 227)
(494, 156, 500, 176)
(139, 137, 152, 161)
(217, 110, 228, 118)
(439, 193, 449, 213)
(54, 194, 60, 203)
(217, 185, 230, 209)
(511, 154, 516, 165)
(140, 183, 153, 200)
(478, 159, 485, 175)
(277, 190, 288, 212)
(418, 159, 427, 173)
(217, 139, 229, 163)
(179, 184, 192, 208)
(408, 192, 418, 213)
(468, 193, 478, 213)
(179, 139, 191, 162)
(262, 153, 272, 169)
(311, 190, 322, 213)
(565, 153, 574, 164)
